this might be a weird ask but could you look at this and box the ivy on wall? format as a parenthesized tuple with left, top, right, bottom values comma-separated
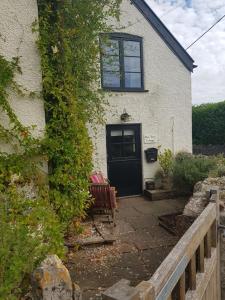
(0, 54, 65, 300)
(37, 0, 122, 223)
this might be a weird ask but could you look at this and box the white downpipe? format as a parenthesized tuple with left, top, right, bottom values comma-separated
(171, 117, 175, 154)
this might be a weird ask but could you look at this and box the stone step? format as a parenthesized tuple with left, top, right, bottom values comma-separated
(144, 189, 179, 201)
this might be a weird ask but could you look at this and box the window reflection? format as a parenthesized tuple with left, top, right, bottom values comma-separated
(101, 35, 143, 90)
(109, 128, 137, 159)
(124, 41, 140, 56)
(125, 73, 141, 88)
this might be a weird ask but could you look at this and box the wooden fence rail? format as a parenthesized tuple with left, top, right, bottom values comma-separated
(102, 191, 221, 300)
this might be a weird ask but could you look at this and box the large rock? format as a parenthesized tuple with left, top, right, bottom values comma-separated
(183, 192, 209, 217)
(31, 255, 74, 300)
(193, 177, 225, 196)
(183, 177, 225, 217)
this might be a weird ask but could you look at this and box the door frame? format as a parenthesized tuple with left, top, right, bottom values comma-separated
(106, 123, 143, 196)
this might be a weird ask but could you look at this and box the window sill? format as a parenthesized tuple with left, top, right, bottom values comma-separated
(101, 88, 149, 93)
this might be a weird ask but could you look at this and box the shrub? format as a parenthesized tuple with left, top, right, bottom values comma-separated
(216, 164, 225, 177)
(0, 185, 65, 299)
(209, 154, 225, 177)
(172, 152, 215, 192)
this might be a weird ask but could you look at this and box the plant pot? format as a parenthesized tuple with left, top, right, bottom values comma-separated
(145, 180, 155, 190)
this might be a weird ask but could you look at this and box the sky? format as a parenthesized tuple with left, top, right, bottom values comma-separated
(145, 0, 225, 105)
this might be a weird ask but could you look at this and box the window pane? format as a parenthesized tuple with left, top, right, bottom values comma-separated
(102, 39, 119, 55)
(125, 72, 141, 88)
(123, 143, 136, 157)
(124, 57, 141, 72)
(102, 55, 120, 72)
(124, 41, 140, 56)
(103, 72, 120, 88)
(111, 130, 122, 137)
(110, 130, 123, 143)
(111, 144, 122, 158)
(124, 129, 135, 143)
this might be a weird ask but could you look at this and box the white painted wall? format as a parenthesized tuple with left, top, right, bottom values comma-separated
(0, 0, 45, 152)
(90, 0, 192, 187)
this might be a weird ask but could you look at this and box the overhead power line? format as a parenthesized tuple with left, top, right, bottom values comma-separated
(186, 13, 225, 50)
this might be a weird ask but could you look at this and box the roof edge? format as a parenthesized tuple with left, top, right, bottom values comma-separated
(130, 0, 195, 72)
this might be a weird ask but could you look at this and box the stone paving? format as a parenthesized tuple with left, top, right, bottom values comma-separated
(67, 196, 187, 300)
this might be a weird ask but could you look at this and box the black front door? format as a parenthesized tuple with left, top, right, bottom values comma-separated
(106, 124, 142, 197)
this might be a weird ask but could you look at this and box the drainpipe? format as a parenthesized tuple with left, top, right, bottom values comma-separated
(171, 116, 175, 154)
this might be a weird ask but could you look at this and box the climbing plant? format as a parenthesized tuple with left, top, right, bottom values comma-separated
(0, 55, 65, 300)
(0, 56, 35, 148)
(37, 0, 122, 223)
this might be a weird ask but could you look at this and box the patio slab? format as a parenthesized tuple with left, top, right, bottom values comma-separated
(66, 196, 188, 300)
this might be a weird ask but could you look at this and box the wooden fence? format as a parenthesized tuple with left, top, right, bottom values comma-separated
(102, 191, 221, 300)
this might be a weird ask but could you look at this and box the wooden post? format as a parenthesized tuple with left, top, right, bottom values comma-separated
(211, 220, 217, 248)
(178, 272, 185, 300)
(198, 240, 205, 273)
(135, 281, 155, 300)
(205, 230, 211, 259)
(215, 189, 221, 300)
(189, 253, 196, 290)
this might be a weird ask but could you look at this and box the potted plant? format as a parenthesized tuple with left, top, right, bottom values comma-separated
(157, 148, 174, 190)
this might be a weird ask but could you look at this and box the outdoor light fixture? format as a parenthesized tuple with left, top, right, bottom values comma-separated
(120, 109, 131, 122)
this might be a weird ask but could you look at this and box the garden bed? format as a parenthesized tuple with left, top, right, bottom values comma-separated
(158, 212, 196, 237)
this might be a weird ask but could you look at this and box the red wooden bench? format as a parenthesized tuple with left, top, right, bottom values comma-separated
(89, 172, 117, 224)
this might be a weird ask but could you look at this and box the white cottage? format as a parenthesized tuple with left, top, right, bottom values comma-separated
(0, 0, 195, 198)
(90, 0, 195, 197)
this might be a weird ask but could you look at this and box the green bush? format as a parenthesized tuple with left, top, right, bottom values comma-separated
(0, 184, 65, 300)
(215, 164, 225, 177)
(209, 154, 225, 177)
(0, 155, 65, 299)
(172, 152, 215, 192)
(157, 151, 225, 193)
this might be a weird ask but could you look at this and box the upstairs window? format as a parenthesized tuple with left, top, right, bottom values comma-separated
(100, 33, 144, 91)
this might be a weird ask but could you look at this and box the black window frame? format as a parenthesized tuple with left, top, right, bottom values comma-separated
(100, 33, 145, 92)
